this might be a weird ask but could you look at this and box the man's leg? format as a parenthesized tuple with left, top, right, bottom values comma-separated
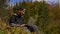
(21, 25, 32, 34)
(32, 25, 40, 34)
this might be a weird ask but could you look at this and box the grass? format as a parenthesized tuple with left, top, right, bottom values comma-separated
(0, 19, 60, 34)
(0, 20, 37, 34)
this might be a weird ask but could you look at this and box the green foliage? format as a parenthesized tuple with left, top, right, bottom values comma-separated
(12, 1, 60, 34)
(0, 1, 60, 34)
(0, 29, 6, 34)
(0, 0, 10, 22)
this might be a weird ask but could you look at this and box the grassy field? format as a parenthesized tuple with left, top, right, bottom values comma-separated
(0, 20, 38, 34)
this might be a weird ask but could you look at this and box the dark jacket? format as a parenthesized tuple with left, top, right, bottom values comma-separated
(9, 13, 24, 26)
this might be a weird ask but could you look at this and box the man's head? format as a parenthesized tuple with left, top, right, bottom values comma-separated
(17, 7, 26, 15)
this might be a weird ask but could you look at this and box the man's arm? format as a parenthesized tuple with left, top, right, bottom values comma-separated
(9, 15, 16, 26)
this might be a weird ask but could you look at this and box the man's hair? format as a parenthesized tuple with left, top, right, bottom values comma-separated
(18, 7, 25, 11)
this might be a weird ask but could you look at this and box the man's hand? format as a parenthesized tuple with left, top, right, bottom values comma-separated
(20, 24, 26, 27)
(20, 24, 27, 29)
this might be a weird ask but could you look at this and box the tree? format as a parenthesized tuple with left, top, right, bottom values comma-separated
(0, 0, 10, 21)
(35, 1, 50, 34)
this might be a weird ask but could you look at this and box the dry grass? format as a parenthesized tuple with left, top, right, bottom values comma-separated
(0, 20, 37, 34)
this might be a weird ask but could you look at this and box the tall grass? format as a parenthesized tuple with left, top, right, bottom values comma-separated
(0, 20, 37, 34)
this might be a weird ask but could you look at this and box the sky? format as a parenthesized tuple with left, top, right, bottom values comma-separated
(9, 0, 60, 6)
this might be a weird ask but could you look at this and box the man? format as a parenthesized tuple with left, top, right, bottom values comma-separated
(9, 7, 34, 32)
(9, 7, 40, 34)
(9, 7, 26, 27)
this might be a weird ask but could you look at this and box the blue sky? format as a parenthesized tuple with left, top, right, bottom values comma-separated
(9, 0, 60, 6)
(10, 0, 20, 6)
